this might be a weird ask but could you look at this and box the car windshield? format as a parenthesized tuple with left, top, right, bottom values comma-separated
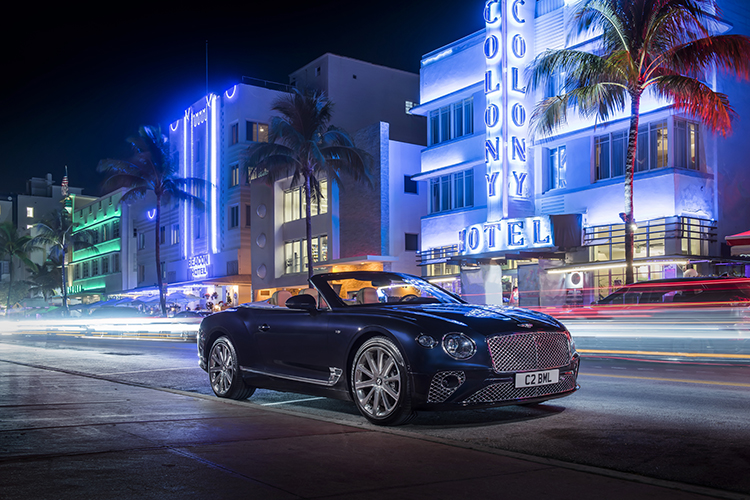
(312, 272, 464, 307)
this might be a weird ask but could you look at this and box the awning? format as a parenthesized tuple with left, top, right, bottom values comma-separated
(725, 231, 750, 257)
(726, 230, 750, 246)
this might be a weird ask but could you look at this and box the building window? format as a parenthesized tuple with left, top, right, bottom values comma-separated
(171, 224, 180, 245)
(230, 164, 240, 187)
(549, 146, 567, 189)
(160, 226, 166, 245)
(82, 261, 89, 278)
(404, 175, 418, 194)
(284, 235, 328, 274)
(138, 233, 146, 250)
(315, 66, 321, 76)
(429, 97, 473, 146)
(229, 205, 239, 228)
(91, 259, 99, 276)
(195, 216, 202, 239)
(245, 205, 252, 227)
(675, 120, 699, 170)
(74, 264, 80, 280)
(230, 123, 239, 146)
(246, 121, 269, 142)
(596, 121, 669, 180)
(405, 233, 419, 252)
(429, 169, 473, 214)
(26, 207, 34, 218)
(113, 253, 120, 273)
(194, 139, 201, 163)
(113, 219, 120, 239)
(283, 179, 328, 222)
(138, 264, 145, 283)
(102, 256, 109, 274)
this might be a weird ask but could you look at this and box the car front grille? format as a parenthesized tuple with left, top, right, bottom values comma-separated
(487, 332, 571, 373)
(462, 373, 577, 404)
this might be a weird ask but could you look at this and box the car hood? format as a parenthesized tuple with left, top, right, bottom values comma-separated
(376, 303, 566, 335)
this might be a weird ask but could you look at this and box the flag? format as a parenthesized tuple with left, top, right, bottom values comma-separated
(61, 166, 69, 198)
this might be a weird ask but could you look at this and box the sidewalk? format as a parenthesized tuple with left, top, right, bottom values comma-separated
(0, 360, 740, 500)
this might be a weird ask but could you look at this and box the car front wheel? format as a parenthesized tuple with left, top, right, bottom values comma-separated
(208, 336, 255, 400)
(351, 336, 414, 425)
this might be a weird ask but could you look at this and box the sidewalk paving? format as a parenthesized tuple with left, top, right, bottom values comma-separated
(0, 360, 742, 500)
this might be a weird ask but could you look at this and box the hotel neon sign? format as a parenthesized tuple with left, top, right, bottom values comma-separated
(459, 0, 543, 257)
(483, 0, 534, 220)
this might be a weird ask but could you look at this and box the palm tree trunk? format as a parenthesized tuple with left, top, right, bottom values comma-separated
(624, 92, 642, 285)
(154, 198, 167, 317)
(5, 257, 13, 314)
(61, 244, 68, 316)
(304, 173, 314, 282)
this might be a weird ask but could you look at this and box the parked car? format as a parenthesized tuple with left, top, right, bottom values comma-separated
(595, 276, 750, 307)
(198, 271, 579, 425)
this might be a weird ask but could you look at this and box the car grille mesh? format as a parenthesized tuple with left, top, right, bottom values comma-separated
(462, 374, 577, 404)
(427, 371, 466, 403)
(487, 332, 571, 373)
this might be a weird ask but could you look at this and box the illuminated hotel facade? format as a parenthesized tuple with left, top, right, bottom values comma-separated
(412, 0, 750, 306)
(68, 55, 426, 306)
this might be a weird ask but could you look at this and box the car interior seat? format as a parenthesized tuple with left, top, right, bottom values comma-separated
(269, 290, 292, 306)
(356, 287, 380, 304)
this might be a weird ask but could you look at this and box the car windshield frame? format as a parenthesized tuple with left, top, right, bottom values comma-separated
(309, 271, 465, 309)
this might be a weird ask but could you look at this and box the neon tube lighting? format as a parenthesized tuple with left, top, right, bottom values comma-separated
(209, 94, 219, 254)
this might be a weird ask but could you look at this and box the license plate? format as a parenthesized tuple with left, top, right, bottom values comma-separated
(515, 369, 559, 388)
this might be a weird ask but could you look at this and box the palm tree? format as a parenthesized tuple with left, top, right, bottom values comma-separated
(32, 209, 97, 314)
(27, 253, 63, 303)
(97, 125, 205, 316)
(528, 0, 750, 284)
(0, 222, 41, 315)
(244, 89, 372, 281)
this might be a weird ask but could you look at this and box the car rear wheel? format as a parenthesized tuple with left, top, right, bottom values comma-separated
(351, 336, 414, 426)
(208, 336, 255, 400)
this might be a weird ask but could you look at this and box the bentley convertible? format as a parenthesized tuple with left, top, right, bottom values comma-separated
(198, 271, 580, 425)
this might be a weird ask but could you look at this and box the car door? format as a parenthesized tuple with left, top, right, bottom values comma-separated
(250, 307, 339, 386)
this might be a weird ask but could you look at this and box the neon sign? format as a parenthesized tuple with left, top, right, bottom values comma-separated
(188, 253, 210, 279)
(484, 0, 534, 219)
(458, 216, 553, 255)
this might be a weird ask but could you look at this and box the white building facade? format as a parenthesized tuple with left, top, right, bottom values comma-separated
(412, 0, 750, 307)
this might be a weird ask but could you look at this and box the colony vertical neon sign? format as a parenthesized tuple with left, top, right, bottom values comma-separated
(483, 0, 534, 220)
(460, 0, 543, 257)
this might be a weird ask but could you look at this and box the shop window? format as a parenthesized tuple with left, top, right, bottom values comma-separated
(284, 235, 328, 274)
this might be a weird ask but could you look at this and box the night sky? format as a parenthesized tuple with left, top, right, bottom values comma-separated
(0, 1, 486, 197)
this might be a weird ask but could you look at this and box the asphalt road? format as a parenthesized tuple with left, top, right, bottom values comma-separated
(1, 334, 749, 496)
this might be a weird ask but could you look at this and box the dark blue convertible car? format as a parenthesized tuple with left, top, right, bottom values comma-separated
(198, 271, 579, 425)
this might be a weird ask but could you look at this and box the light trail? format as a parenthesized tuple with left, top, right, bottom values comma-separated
(583, 372, 750, 388)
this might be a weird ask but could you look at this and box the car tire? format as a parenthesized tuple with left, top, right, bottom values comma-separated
(208, 336, 255, 400)
(351, 336, 415, 426)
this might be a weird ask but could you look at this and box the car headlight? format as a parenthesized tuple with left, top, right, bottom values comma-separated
(442, 333, 476, 360)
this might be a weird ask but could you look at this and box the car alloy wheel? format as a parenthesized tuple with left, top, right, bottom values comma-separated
(352, 336, 414, 425)
(208, 336, 255, 400)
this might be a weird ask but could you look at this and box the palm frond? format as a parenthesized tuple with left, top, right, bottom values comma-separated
(650, 74, 735, 134)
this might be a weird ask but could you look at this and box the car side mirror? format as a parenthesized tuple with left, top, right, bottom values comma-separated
(286, 294, 317, 313)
